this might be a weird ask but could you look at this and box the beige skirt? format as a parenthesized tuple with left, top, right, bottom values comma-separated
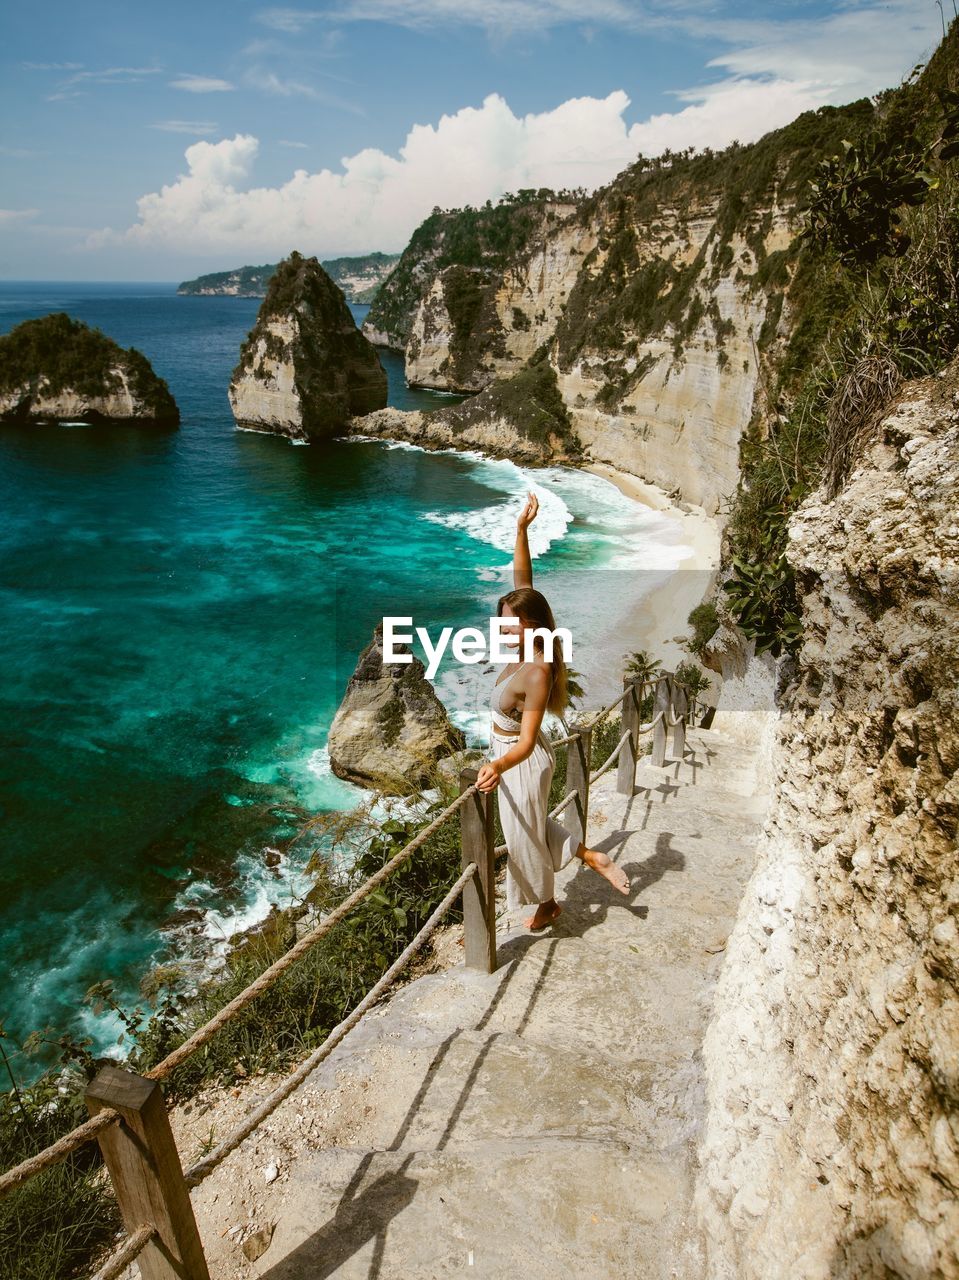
(488, 727, 581, 910)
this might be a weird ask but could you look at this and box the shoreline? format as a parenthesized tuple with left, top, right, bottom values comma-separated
(581, 460, 722, 698)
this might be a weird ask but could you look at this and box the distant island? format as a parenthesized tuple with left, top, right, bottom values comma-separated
(177, 252, 400, 303)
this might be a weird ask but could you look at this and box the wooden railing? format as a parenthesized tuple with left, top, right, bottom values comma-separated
(0, 672, 701, 1280)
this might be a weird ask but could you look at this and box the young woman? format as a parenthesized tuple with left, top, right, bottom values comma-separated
(475, 490, 630, 930)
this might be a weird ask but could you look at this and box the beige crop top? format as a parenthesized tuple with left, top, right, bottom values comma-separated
(490, 660, 554, 732)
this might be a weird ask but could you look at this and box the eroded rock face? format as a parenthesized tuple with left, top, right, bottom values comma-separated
(327, 622, 466, 792)
(0, 312, 179, 425)
(229, 252, 387, 442)
(696, 363, 959, 1278)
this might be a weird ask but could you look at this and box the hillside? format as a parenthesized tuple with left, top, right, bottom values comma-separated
(178, 252, 400, 302)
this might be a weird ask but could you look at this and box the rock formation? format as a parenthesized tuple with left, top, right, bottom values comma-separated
(327, 623, 466, 792)
(228, 251, 387, 442)
(350, 355, 583, 464)
(0, 312, 179, 425)
(696, 360, 959, 1277)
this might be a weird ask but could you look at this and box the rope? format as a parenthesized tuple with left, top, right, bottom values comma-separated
(183, 861, 478, 1187)
(89, 1224, 155, 1280)
(547, 788, 578, 820)
(147, 785, 478, 1080)
(0, 1108, 119, 1200)
(588, 729, 630, 783)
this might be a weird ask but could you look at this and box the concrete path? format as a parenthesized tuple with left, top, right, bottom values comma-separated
(189, 723, 769, 1280)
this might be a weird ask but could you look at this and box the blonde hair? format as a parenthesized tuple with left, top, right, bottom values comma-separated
(496, 586, 569, 719)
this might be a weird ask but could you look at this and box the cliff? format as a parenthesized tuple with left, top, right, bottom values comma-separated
(696, 359, 959, 1277)
(327, 622, 466, 791)
(0, 312, 179, 425)
(178, 252, 400, 302)
(228, 251, 387, 442)
(361, 107, 873, 514)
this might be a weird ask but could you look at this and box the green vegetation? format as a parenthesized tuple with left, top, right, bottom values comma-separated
(366, 189, 584, 347)
(444, 354, 581, 452)
(553, 98, 876, 404)
(673, 661, 712, 699)
(686, 602, 720, 659)
(0, 313, 179, 423)
(723, 22, 959, 656)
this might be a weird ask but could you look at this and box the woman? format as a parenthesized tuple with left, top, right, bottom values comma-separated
(475, 490, 630, 930)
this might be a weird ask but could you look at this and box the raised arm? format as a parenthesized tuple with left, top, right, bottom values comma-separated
(513, 490, 538, 589)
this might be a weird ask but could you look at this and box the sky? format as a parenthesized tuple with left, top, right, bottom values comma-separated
(0, 0, 943, 281)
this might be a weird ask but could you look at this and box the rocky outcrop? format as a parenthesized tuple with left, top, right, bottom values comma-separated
(350, 357, 583, 465)
(327, 623, 466, 792)
(696, 362, 959, 1277)
(228, 251, 387, 442)
(178, 253, 399, 302)
(0, 312, 179, 425)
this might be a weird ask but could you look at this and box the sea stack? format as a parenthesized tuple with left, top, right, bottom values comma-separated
(0, 313, 179, 425)
(327, 622, 466, 792)
(228, 250, 388, 442)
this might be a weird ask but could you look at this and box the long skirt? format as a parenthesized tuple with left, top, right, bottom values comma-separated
(488, 728, 581, 910)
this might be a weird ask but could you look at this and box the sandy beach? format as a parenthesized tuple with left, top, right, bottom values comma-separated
(582, 460, 722, 703)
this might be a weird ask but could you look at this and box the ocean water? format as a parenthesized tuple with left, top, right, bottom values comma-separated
(0, 282, 694, 1078)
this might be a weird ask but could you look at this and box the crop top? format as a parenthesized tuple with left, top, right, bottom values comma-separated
(490, 660, 554, 733)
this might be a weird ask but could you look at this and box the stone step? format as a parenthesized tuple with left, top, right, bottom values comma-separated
(268, 1139, 705, 1280)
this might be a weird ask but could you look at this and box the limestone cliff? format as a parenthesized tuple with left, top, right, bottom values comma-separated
(327, 622, 466, 792)
(0, 312, 179, 425)
(696, 361, 959, 1277)
(229, 251, 387, 442)
(363, 106, 873, 514)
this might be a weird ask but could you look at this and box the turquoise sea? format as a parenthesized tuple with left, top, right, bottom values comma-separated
(0, 282, 694, 1079)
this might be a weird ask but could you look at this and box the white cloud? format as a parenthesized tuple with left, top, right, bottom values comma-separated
(88, 1, 937, 261)
(242, 67, 364, 114)
(169, 75, 235, 92)
(86, 88, 758, 258)
(254, 7, 324, 33)
(0, 208, 40, 224)
(150, 120, 220, 135)
(279, 139, 310, 148)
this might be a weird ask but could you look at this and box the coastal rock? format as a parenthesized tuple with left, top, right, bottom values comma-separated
(0, 312, 179, 425)
(228, 251, 387, 442)
(696, 359, 959, 1277)
(350, 357, 583, 465)
(327, 622, 466, 792)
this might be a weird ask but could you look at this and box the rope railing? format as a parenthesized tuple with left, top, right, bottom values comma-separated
(2, 666, 702, 1280)
(90, 1224, 155, 1280)
(183, 861, 477, 1188)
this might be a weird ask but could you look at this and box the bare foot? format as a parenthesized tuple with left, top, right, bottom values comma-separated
(523, 901, 562, 930)
(582, 848, 629, 895)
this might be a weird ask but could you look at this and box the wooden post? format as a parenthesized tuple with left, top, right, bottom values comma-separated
(564, 722, 592, 847)
(459, 766, 496, 973)
(671, 676, 688, 762)
(616, 678, 642, 795)
(85, 1065, 210, 1280)
(650, 676, 670, 767)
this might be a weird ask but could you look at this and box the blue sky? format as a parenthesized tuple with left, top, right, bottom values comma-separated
(0, 1, 941, 280)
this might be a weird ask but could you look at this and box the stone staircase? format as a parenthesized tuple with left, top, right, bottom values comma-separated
(189, 723, 770, 1280)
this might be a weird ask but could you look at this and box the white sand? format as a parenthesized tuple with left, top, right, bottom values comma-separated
(579, 462, 722, 707)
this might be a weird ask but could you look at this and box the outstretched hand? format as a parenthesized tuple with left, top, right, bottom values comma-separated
(517, 490, 539, 531)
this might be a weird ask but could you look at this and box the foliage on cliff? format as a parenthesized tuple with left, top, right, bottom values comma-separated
(554, 99, 875, 381)
(724, 21, 959, 656)
(0, 313, 179, 423)
(442, 351, 582, 453)
(365, 189, 583, 347)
